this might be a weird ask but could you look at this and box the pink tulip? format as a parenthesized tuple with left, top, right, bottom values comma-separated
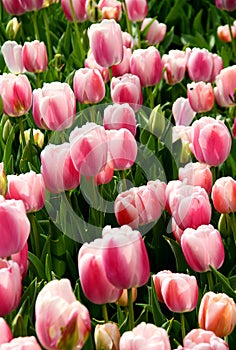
(171, 218, 184, 243)
(0, 318, 13, 345)
(125, 0, 148, 22)
(0, 197, 30, 257)
(1, 41, 24, 74)
(187, 81, 215, 113)
(102, 225, 150, 289)
(178, 162, 212, 194)
(88, 19, 123, 67)
(141, 18, 167, 45)
(172, 97, 196, 126)
(40, 143, 80, 193)
(21, 0, 44, 11)
(178, 329, 229, 350)
(233, 117, 236, 138)
(94, 160, 114, 185)
(214, 65, 236, 107)
(115, 180, 166, 228)
(6, 171, 45, 213)
(0, 73, 32, 117)
(111, 46, 132, 77)
(78, 239, 123, 304)
(1, 0, 26, 15)
(111, 73, 143, 111)
(73, 68, 105, 104)
(187, 48, 223, 82)
(217, 21, 236, 42)
(22, 40, 48, 73)
(69, 123, 108, 176)
(84, 51, 110, 83)
(35, 279, 91, 350)
(153, 270, 198, 313)
(0, 337, 42, 350)
(215, 0, 236, 11)
(103, 103, 136, 136)
(11, 242, 28, 278)
(211, 176, 236, 213)
(33, 82, 76, 130)
(130, 47, 163, 87)
(189, 116, 232, 166)
(198, 291, 236, 337)
(162, 50, 187, 85)
(98, 0, 122, 21)
(120, 322, 171, 350)
(106, 128, 137, 170)
(181, 224, 225, 272)
(61, 0, 87, 22)
(168, 183, 212, 230)
(121, 31, 134, 49)
(0, 259, 22, 316)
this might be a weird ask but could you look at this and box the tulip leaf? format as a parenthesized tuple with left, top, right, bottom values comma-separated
(2, 123, 16, 171)
(28, 252, 46, 280)
(210, 266, 236, 302)
(149, 277, 166, 326)
(163, 236, 189, 273)
(83, 333, 94, 350)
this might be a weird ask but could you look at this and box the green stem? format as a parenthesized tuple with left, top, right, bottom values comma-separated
(102, 304, 109, 323)
(136, 22, 141, 49)
(229, 212, 236, 245)
(122, 0, 132, 35)
(128, 287, 134, 330)
(148, 86, 154, 109)
(69, 0, 85, 59)
(28, 213, 40, 258)
(210, 166, 216, 185)
(180, 313, 186, 340)
(32, 11, 40, 41)
(227, 13, 236, 60)
(108, 66, 113, 83)
(18, 116, 26, 148)
(206, 270, 214, 291)
(43, 8, 52, 61)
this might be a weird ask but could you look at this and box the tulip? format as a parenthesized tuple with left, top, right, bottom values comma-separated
(98, 0, 122, 21)
(120, 322, 171, 350)
(178, 162, 212, 194)
(171, 218, 184, 243)
(153, 270, 198, 313)
(1, 0, 26, 15)
(106, 128, 137, 170)
(0, 318, 13, 345)
(6, 171, 45, 213)
(168, 183, 212, 230)
(114, 187, 139, 228)
(187, 81, 215, 113)
(214, 65, 236, 107)
(0, 336, 42, 350)
(78, 239, 123, 304)
(103, 103, 136, 136)
(11, 242, 29, 278)
(61, 0, 87, 22)
(69, 123, 108, 176)
(73, 68, 105, 104)
(88, 19, 123, 67)
(172, 97, 196, 126)
(162, 50, 187, 85)
(0, 163, 7, 197)
(111, 46, 132, 77)
(211, 176, 236, 213)
(21, 128, 44, 148)
(125, 0, 148, 22)
(111, 73, 143, 111)
(1, 41, 24, 74)
(84, 51, 110, 83)
(217, 21, 236, 42)
(215, 0, 236, 11)
(233, 117, 236, 138)
(178, 328, 229, 350)
(94, 160, 114, 185)
(187, 48, 223, 82)
(116, 288, 137, 306)
(189, 116, 232, 166)
(121, 31, 134, 48)
(198, 291, 236, 337)
(181, 224, 225, 272)
(33, 82, 76, 130)
(130, 47, 163, 87)
(165, 180, 183, 214)
(6, 18, 21, 40)
(21, 0, 44, 11)
(35, 279, 91, 350)
(0, 259, 22, 316)
(94, 323, 120, 350)
(22, 40, 48, 73)
(101, 225, 150, 289)
(0, 74, 32, 117)
(141, 18, 167, 45)
(40, 143, 80, 193)
(0, 197, 30, 257)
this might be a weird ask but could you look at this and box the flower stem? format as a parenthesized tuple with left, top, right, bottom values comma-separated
(18, 116, 26, 148)
(229, 212, 236, 245)
(121, 0, 132, 35)
(28, 213, 40, 258)
(32, 11, 40, 41)
(207, 270, 214, 291)
(180, 313, 186, 340)
(128, 287, 134, 330)
(227, 13, 236, 59)
(69, 0, 85, 60)
(102, 304, 109, 323)
(43, 8, 52, 61)
(148, 86, 154, 109)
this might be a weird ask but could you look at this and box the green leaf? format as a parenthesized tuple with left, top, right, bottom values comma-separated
(210, 266, 236, 301)
(149, 277, 166, 326)
(193, 9, 204, 34)
(163, 236, 189, 272)
(28, 252, 46, 280)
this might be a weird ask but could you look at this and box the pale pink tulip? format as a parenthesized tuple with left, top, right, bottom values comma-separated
(0, 318, 13, 345)
(162, 50, 187, 85)
(141, 18, 167, 45)
(111, 46, 132, 77)
(214, 65, 236, 107)
(0, 336, 42, 350)
(211, 176, 236, 213)
(98, 0, 122, 21)
(187, 81, 215, 113)
(61, 0, 87, 22)
(217, 21, 236, 42)
(84, 51, 110, 83)
(1, 41, 24, 74)
(178, 162, 212, 194)
(178, 328, 229, 350)
(22, 40, 48, 73)
(172, 97, 196, 126)
(94, 323, 120, 350)
(11, 242, 28, 278)
(103, 103, 136, 136)
(125, 0, 148, 22)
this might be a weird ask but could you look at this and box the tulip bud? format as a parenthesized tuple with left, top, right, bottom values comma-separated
(94, 323, 120, 350)
(218, 213, 232, 237)
(6, 18, 21, 40)
(116, 288, 137, 306)
(0, 163, 7, 197)
(148, 104, 166, 138)
(21, 128, 44, 148)
(2, 120, 12, 143)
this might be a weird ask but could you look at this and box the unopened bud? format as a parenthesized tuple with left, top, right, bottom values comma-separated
(94, 323, 120, 350)
(20, 129, 44, 148)
(116, 288, 137, 307)
(6, 18, 21, 40)
(0, 163, 7, 196)
(148, 105, 166, 138)
(218, 213, 233, 237)
(2, 119, 13, 142)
